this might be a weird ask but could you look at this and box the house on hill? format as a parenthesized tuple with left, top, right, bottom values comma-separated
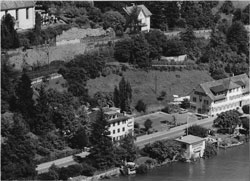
(0, 1, 36, 30)
(190, 74, 250, 116)
(123, 4, 152, 32)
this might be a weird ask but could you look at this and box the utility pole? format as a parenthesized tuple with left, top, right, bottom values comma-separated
(155, 74, 157, 95)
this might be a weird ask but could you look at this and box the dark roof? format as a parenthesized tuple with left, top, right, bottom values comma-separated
(123, 4, 152, 17)
(199, 74, 249, 100)
(1, 1, 35, 11)
(210, 85, 226, 94)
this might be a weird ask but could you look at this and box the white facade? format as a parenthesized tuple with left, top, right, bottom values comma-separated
(190, 74, 250, 117)
(1, 6, 35, 30)
(104, 107, 134, 142)
(176, 135, 205, 160)
(138, 10, 150, 32)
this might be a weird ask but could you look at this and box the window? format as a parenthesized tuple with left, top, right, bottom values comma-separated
(5, 10, 8, 15)
(113, 123, 115, 127)
(26, 8, 29, 19)
(113, 130, 115, 134)
(16, 9, 19, 20)
(118, 121, 120, 125)
(118, 128, 120, 133)
(122, 127, 125, 132)
(193, 97, 197, 102)
(113, 137, 116, 142)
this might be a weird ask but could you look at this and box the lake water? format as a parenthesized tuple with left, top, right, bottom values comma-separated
(109, 143, 250, 181)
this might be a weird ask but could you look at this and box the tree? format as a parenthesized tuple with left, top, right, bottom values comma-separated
(135, 100, 147, 113)
(242, 105, 250, 114)
(1, 13, 19, 49)
(180, 98, 191, 109)
(1, 114, 37, 180)
(186, 125, 209, 138)
(103, 10, 126, 35)
(131, 33, 151, 68)
(87, 110, 116, 170)
(213, 110, 242, 134)
(118, 134, 137, 162)
(145, 30, 167, 60)
(118, 77, 132, 113)
(126, 5, 141, 34)
(93, 91, 114, 107)
(14, 73, 35, 119)
(143, 140, 182, 163)
(220, 0, 235, 15)
(70, 126, 89, 149)
(163, 38, 186, 57)
(227, 21, 249, 55)
(144, 119, 152, 131)
(1, 55, 19, 113)
(114, 38, 133, 63)
(34, 85, 55, 135)
(113, 86, 120, 108)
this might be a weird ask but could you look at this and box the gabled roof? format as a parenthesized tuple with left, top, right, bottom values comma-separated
(199, 74, 249, 100)
(1, 1, 36, 11)
(175, 135, 205, 145)
(123, 4, 152, 17)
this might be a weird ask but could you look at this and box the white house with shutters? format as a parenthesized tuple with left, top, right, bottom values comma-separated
(0, 1, 36, 30)
(190, 74, 250, 116)
(123, 4, 152, 32)
(91, 107, 134, 142)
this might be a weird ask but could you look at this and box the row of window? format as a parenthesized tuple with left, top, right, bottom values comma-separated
(212, 102, 240, 112)
(112, 135, 125, 141)
(5, 8, 30, 20)
(192, 97, 209, 105)
(111, 120, 126, 127)
(112, 127, 126, 134)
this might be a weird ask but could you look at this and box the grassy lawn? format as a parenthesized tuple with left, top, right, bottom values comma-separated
(135, 112, 199, 132)
(87, 70, 213, 111)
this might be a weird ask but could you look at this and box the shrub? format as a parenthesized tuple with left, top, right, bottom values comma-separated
(81, 163, 96, 176)
(242, 105, 249, 114)
(135, 100, 147, 113)
(144, 119, 152, 132)
(203, 143, 217, 159)
(59, 164, 83, 180)
(136, 164, 148, 174)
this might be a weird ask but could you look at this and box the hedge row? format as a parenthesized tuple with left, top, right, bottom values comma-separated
(37, 163, 96, 180)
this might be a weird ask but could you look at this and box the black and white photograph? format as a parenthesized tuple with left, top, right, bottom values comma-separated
(1, 0, 250, 180)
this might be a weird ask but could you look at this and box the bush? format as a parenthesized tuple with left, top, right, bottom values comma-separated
(135, 100, 147, 113)
(186, 125, 209, 138)
(59, 164, 83, 180)
(203, 143, 217, 159)
(136, 164, 148, 174)
(242, 105, 249, 114)
(81, 163, 96, 176)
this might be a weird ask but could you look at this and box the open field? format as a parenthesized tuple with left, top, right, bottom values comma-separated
(134, 112, 199, 132)
(87, 70, 213, 110)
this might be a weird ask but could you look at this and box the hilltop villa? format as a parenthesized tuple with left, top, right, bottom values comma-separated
(1, 0, 36, 30)
(190, 74, 250, 116)
(123, 4, 152, 32)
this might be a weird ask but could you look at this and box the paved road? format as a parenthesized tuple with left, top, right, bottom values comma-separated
(36, 152, 89, 174)
(135, 116, 215, 148)
(36, 116, 215, 173)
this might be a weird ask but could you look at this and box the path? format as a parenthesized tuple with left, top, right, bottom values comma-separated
(36, 152, 89, 174)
